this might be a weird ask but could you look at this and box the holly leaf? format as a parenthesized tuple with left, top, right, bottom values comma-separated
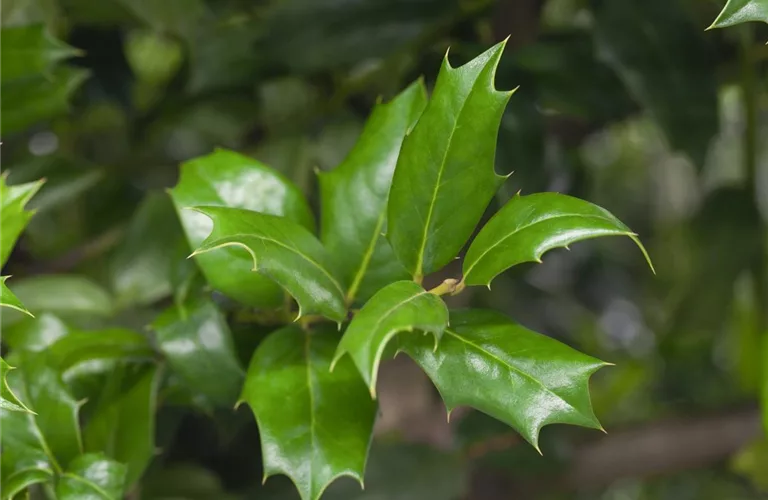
(319, 80, 427, 303)
(0, 24, 78, 81)
(400, 309, 608, 451)
(709, 0, 768, 28)
(151, 298, 244, 408)
(462, 193, 652, 287)
(56, 453, 127, 500)
(0, 175, 44, 267)
(387, 41, 513, 280)
(240, 325, 376, 500)
(48, 327, 154, 372)
(1, 276, 33, 317)
(190, 206, 347, 323)
(2, 313, 69, 352)
(169, 148, 315, 308)
(1, 66, 89, 134)
(0, 357, 33, 413)
(84, 363, 160, 488)
(332, 281, 448, 396)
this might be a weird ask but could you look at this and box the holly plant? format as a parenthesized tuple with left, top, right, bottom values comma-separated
(1, 40, 653, 500)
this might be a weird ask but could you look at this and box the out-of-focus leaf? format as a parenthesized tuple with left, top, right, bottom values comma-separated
(240, 325, 376, 500)
(710, 0, 768, 28)
(84, 363, 160, 488)
(594, 0, 718, 167)
(141, 464, 238, 500)
(732, 439, 768, 490)
(1, 468, 53, 500)
(400, 309, 607, 450)
(323, 443, 466, 499)
(5, 275, 114, 324)
(110, 192, 186, 307)
(11, 351, 83, 466)
(169, 148, 315, 308)
(762, 336, 768, 434)
(117, 0, 207, 38)
(1, 66, 89, 134)
(259, 0, 461, 73)
(0, 24, 77, 81)
(0, 357, 33, 413)
(2, 0, 60, 28)
(333, 281, 447, 395)
(462, 193, 652, 286)
(0, 276, 33, 316)
(56, 453, 127, 500)
(387, 41, 512, 279)
(124, 30, 182, 85)
(2, 313, 69, 351)
(319, 80, 426, 302)
(151, 298, 243, 408)
(0, 175, 44, 266)
(48, 327, 154, 372)
(191, 207, 347, 323)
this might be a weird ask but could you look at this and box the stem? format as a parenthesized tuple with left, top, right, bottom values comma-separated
(428, 278, 461, 296)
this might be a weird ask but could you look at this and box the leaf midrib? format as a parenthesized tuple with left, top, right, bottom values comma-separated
(304, 333, 317, 498)
(345, 210, 386, 303)
(464, 212, 626, 279)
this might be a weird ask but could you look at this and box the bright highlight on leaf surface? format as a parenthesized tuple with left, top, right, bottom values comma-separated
(190, 206, 347, 322)
(462, 192, 654, 287)
(332, 280, 448, 396)
(0, 358, 34, 413)
(239, 325, 376, 500)
(399, 309, 609, 451)
(387, 40, 513, 280)
(709, 0, 768, 28)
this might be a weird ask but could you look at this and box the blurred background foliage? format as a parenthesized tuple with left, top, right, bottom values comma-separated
(1, 0, 768, 498)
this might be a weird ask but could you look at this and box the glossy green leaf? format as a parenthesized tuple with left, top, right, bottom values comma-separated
(594, 0, 718, 167)
(0, 175, 44, 267)
(333, 281, 448, 396)
(48, 327, 154, 372)
(2, 313, 69, 351)
(152, 298, 243, 408)
(110, 192, 186, 307)
(319, 81, 427, 303)
(169, 148, 315, 308)
(1, 468, 53, 500)
(400, 309, 608, 450)
(1, 276, 33, 316)
(462, 193, 652, 287)
(710, 0, 768, 28)
(1, 66, 89, 134)
(0, 24, 78, 81)
(0, 357, 33, 413)
(240, 325, 376, 500)
(56, 453, 127, 500)
(387, 41, 513, 279)
(9, 351, 83, 467)
(191, 206, 346, 323)
(84, 363, 160, 488)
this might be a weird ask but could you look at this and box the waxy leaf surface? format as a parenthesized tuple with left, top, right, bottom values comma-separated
(710, 0, 768, 27)
(333, 281, 448, 395)
(152, 298, 243, 408)
(0, 357, 33, 413)
(400, 309, 607, 450)
(319, 80, 426, 302)
(241, 325, 376, 500)
(0, 24, 78, 81)
(0, 176, 44, 267)
(170, 148, 315, 308)
(84, 364, 160, 488)
(1, 277, 33, 317)
(56, 453, 127, 500)
(463, 193, 651, 286)
(48, 328, 154, 372)
(387, 41, 512, 279)
(191, 206, 346, 322)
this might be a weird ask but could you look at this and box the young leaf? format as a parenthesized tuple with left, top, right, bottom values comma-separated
(332, 281, 448, 396)
(0, 175, 45, 267)
(319, 80, 427, 303)
(240, 325, 376, 500)
(0, 24, 79, 81)
(709, 0, 768, 28)
(462, 193, 652, 287)
(190, 206, 347, 323)
(0, 276, 33, 317)
(387, 41, 513, 280)
(400, 309, 608, 451)
(170, 148, 315, 308)
(0, 357, 34, 413)
(152, 298, 244, 408)
(84, 363, 160, 488)
(56, 453, 127, 500)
